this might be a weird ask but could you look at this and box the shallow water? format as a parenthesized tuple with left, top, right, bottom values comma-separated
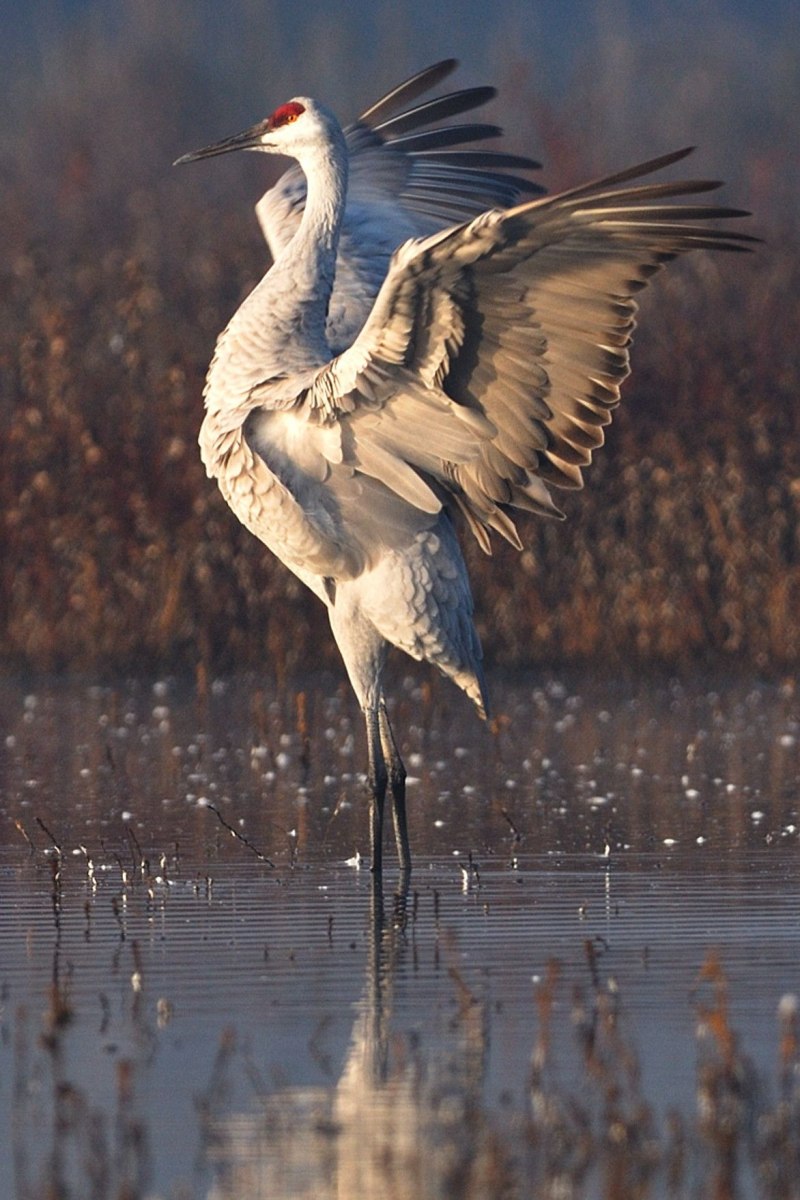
(1, 671, 799, 1198)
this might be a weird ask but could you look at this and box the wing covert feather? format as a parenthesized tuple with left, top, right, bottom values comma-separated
(297, 150, 754, 546)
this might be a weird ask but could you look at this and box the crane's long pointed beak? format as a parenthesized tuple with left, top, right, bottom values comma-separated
(173, 121, 267, 166)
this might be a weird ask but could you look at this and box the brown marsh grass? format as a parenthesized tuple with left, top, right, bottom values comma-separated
(1, 8, 798, 676)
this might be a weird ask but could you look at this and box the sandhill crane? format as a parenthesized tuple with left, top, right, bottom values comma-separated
(175, 60, 754, 877)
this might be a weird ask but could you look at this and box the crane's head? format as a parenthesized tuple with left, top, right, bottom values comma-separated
(174, 97, 342, 167)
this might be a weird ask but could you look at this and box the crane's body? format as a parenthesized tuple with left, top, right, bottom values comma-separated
(176, 61, 753, 876)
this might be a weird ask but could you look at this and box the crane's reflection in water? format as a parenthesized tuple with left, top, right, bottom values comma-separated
(205, 880, 502, 1200)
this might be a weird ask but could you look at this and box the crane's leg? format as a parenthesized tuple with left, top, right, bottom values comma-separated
(365, 705, 388, 877)
(379, 702, 410, 874)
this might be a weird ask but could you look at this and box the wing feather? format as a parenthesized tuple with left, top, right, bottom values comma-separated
(257, 62, 543, 352)
(358, 59, 460, 124)
(293, 150, 754, 548)
(347, 436, 442, 513)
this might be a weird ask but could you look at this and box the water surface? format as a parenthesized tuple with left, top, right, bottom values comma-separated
(1, 672, 798, 1198)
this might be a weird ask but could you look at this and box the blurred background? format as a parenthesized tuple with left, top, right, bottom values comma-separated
(2, 0, 798, 678)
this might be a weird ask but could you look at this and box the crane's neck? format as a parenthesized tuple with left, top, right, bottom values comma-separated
(268, 131, 349, 351)
(204, 122, 349, 422)
(297, 135, 348, 274)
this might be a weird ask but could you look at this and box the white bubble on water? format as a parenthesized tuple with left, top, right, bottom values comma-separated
(778, 994, 798, 1018)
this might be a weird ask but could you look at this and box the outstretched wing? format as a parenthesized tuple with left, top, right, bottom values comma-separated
(287, 148, 755, 551)
(257, 60, 544, 351)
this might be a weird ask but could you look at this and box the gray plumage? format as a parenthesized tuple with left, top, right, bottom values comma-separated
(175, 60, 754, 876)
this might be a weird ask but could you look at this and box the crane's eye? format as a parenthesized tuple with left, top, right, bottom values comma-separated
(267, 102, 305, 131)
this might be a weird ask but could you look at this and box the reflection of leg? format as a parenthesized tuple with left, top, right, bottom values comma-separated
(379, 703, 410, 874)
(365, 706, 387, 877)
(393, 868, 411, 930)
(369, 867, 385, 936)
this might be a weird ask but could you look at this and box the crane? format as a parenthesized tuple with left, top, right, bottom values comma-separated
(175, 60, 754, 877)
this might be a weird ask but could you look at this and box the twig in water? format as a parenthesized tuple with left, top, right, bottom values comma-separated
(35, 816, 62, 856)
(501, 807, 523, 844)
(205, 803, 276, 867)
(462, 850, 481, 890)
(13, 820, 36, 853)
(125, 825, 149, 877)
(111, 895, 126, 941)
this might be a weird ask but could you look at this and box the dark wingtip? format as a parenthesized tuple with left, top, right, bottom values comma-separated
(359, 59, 460, 125)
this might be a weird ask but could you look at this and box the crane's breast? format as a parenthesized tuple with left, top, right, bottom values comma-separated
(198, 407, 362, 590)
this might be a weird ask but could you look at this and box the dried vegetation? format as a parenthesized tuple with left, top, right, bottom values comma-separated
(1, 11, 798, 676)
